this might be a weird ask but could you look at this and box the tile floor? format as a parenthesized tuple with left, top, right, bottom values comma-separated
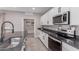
(25, 34, 48, 51)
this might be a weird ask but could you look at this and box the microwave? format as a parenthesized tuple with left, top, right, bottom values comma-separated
(53, 11, 70, 25)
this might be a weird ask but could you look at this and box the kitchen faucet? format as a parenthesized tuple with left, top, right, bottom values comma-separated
(0, 21, 14, 43)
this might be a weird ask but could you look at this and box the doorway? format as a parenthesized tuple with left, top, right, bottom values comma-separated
(24, 19, 34, 38)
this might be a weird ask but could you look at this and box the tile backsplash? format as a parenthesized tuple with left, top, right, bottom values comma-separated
(42, 25, 79, 36)
(75, 25, 79, 35)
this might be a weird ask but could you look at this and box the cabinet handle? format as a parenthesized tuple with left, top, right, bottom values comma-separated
(43, 36, 44, 40)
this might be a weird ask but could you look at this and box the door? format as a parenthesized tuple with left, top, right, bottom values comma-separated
(24, 19, 34, 38)
(48, 36, 62, 51)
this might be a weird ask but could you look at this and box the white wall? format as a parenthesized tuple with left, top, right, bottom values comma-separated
(0, 11, 41, 38)
(0, 13, 5, 37)
(4, 12, 24, 32)
(70, 7, 79, 25)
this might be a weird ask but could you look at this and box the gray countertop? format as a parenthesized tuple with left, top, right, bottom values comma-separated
(3, 31, 24, 41)
(38, 28, 79, 50)
(0, 31, 24, 51)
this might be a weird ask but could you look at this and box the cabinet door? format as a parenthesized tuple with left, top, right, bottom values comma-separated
(44, 34, 48, 48)
(61, 7, 70, 13)
(44, 8, 58, 25)
(46, 10, 53, 25)
(43, 13, 48, 25)
(41, 32, 45, 43)
(40, 16, 44, 25)
(39, 31, 48, 48)
(41, 14, 47, 25)
(38, 30, 42, 40)
(39, 31, 43, 42)
(40, 31, 43, 41)
(39, 31, 44, 43)
(53, 7, 58, 16)
(45, 10, 53, 25)
(43, 33, 48, 48)
(40, 8, 58, 25)
(62, 42, 79, 51)
(40, 16, 43, 25)
(45, 12, 49, 25)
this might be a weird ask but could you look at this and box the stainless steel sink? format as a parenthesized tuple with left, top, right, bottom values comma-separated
(7, 37, 21, 48)
(0, 37, 23, 51)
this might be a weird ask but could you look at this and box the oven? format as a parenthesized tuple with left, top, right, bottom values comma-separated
(48, 35, 62, 51)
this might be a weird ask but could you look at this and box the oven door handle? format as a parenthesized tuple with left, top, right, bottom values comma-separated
(49, 36, 61, 44)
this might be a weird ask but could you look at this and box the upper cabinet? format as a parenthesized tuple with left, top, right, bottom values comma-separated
(52, 7, 58, 15)
(40, 15, 43, 25)
(40, 7, 79, 25)
(40, 7, 59, 25)
(40, 14, 46, 25)
(40, 12, 47, 25)
(61, 7, 70, 13)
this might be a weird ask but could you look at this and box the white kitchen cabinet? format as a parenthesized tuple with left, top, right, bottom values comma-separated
(53, 7, 58, 16)
(44, 9, 54, 25)
(41, 32, 48, 48)
(40, 7, 72, 25)
(38, 30, 48, 48)
(43, 13, 48, 25)
(40, 14, 46, 25)
(61, 7, 70, 13)
(40, 31, 45, 43)
(40, 15, 44, 25)
(39, 30, 43, 42)
(62, 42, 79, 51)
(46, 9, 53, 25)
(40, 7, 58, 25)
(42, 32, 48, 48)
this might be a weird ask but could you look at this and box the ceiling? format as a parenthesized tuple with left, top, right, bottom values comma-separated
(0, 7, 52, 15)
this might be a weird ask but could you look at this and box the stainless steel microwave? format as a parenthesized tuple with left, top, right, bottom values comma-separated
(53, 11, 70, 25)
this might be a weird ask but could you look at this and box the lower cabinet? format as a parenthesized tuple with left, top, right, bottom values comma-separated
(42, 33, 48, 48)
(62, 42, 79, 51)
(38, 30, 79, 51)
(38, 30, 48, 48)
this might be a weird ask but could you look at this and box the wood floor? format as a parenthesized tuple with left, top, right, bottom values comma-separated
(25, 34, 48, 51)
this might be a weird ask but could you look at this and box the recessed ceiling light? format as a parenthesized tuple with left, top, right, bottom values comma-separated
(32, 8, 35, 10)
